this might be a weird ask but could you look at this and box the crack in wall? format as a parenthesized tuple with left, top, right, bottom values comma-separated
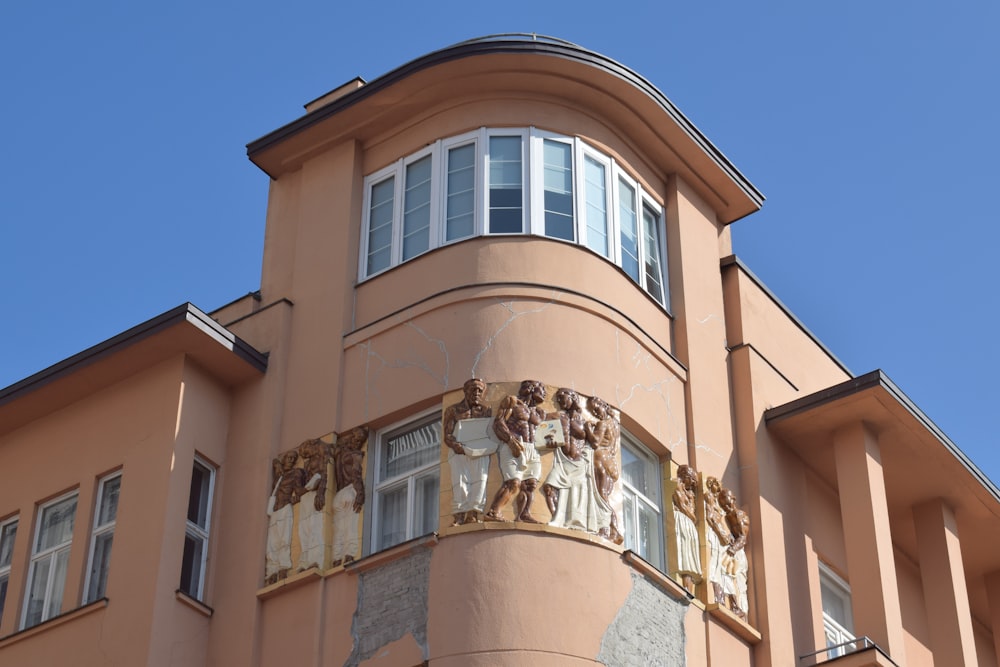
(470, 294, 558, 377)
(405, 321, 450, 388)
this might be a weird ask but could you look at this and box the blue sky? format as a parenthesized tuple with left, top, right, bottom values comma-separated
(2, 2, 998, 482)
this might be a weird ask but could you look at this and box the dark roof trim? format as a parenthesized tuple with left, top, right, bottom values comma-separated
(721, 254, 852, 377)
(245, 34, 764, 208)
(0, 303, 267, 406)
(765, 369, 1000, 503)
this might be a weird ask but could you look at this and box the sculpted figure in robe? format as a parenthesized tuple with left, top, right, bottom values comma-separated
(704, 476, 731, 605)
(586, 396, 623, 544)
(485, 380, 546, 523)
(671, 464, 701, 594)
(331, 427, 367, 567)
(719, 487, 750, 620)
(296, 438, 330, 571)
(265, 450, 306, 585)
(443, 378, 493, 526)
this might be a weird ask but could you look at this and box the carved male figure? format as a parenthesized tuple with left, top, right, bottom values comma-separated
(296, 438, 330, 571)
(585, 396, 623, 544)
(671, 464, 701, 594)
(719, 487, 750, 620)
(331, 426, 367, 567)
(704, 476, 731, 604)
(485, 380, 546, 523)
(542, 388, 612, 533)
(443, 378, 493, 526)
(265, 450, 306, 585)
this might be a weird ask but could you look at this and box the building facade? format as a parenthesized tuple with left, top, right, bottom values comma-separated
(1, 35, 999, 666)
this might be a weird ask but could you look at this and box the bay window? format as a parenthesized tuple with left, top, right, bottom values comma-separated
(359, 127, 670, 310)
(23, 492, 77, 628)
(371, 412, 441, 553)
(620, 435, 664, 571)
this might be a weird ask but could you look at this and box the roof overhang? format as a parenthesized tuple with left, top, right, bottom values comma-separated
(246, 35, 764, 224)
(0, 303, 267, 435)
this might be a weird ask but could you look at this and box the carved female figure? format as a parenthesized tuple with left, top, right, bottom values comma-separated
(585, 396, 623, 544)
(265, 450, 306, 585)
(704, 476, 731, 604)
(672, 465, 701, 594)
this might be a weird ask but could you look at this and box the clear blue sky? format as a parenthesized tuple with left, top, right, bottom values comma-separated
(3, 2, 998, 481)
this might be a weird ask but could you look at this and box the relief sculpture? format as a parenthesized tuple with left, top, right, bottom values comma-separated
(296, 438, 331, 571)
(485, 380, 547, 523)
(586, 396, 623, 544)
(672, 464, 701, 594)
(704, 476, 730, 605)
(331, 427, 367, 567)
(719, 487, 750, 620)
(443, 378, 493, 526)
(265, 450, 307, 585)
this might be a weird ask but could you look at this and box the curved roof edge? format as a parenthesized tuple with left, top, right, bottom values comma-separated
(246, 34, 764, 209)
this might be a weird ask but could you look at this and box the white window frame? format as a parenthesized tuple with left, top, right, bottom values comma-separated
(819, 561, 855, 658)
(358, 127, 672, 311)
(369, 409, 442, 554)
(620, 433, 664, 571)
(180, 456, 215, 600)
(0, 515, 18, 625)
(21, 490, 78, 629)
(83, 471, 121, 603)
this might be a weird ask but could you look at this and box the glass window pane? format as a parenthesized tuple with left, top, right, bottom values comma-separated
(97, 477, 121, 527)
(637, 501, 663, 569)
(402, 156, 432, 261)
(543, 140, 574, 241)
(180, 532, 204, 597)
(414, 472, 440, 537)
(0, 521, 16, 568)
(622, 492, 636, 554)
(37, 496, 77, 552)
(46, 548, 70, 619)
(378, 484, 408, 550)
(621, 446, 652, 497)
(0, 574, 7, 622)
(489, 136, 522, 233)
(447, 144, 476, 241)
(367, 176, 395, 274)
(642, 205, 665, 304)
(188, 461, 212, 528)
(618, 178, 640, 281)
(584, 156, 608, 256)
(382, 420, 441, 480)
(25, 556, 51, 627)
(87, 531, 114, 602)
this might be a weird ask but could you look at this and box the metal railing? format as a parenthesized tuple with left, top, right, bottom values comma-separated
(799, 634, 900, 666)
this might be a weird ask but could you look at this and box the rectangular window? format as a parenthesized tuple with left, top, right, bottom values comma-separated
(366, 175, 396, 275)
(0, 517, 18, 625)
(819, 563, 855, 658)
(402, 154, 433, 261)
(488, 136, 523, 234)
(617, 177, 641, 282)
(445, 143, 476, 242)
(620, 436, 663, 570)
(641, 204, 666, 304)
(374, 413, 441, 552)
(180, 457, 214, 600)
(583, 155, 609, 257)
(542, 139, 574, 241)
(23, 492, 77, 628)
(84, 472, 121, 603)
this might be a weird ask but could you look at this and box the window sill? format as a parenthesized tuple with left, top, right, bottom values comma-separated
(0, 598, 108, 649)
(705, 602, 761, 644)
(256, 567, 323, 600)
(346, 533, 439, 575)
(621, 550, 691, 602)
(175, 590, 213, 617)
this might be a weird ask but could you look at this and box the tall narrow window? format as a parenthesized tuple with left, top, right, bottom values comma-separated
(180, 457, 214, 600)
(366, 176, 395, 275)
(542, 139, 574, 240)
(445, 143, 476, 241)
(374, 414, 441, 552)
(402, 155, 433, 261)
(583, 155, 609, 257)
(488, 136, 523, 233)
(84, 472, 121, 603)
(0, 517, 17, 625)
(23, 492, 77, 628)
(641, 204, 666, 304)
(618, 178, 641, 282)
(819, 564, 855, 658)
(620, 436, 663, 570)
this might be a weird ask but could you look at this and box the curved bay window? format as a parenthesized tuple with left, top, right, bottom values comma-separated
(360, 128, 669, 310)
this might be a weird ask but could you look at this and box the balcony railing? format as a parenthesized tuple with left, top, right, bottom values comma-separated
(799, 633, 900, 666)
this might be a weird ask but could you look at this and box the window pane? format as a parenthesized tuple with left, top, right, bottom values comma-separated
(543, 140, 574, 241)
(87, 532, 114, 601)
(188, 461, 212, 528)
(637, 500, 663, 569)
(414, 472, 440, 537)
(584, 156, 608, 256)
(621, 446, 653, 498)
(25, 557, 50, 627)
(367, 176, 395, 274)
(46, 548, 70, 619)
(488, 136, 522, 233)
(97, 477, 121, 527)
(642, 205, 665, 303)
(382, 420, 441, 480)
(0, 521, 16, 568)
(378, 484, 408, 550)
(447, 144, 476, 241)
(618, 178, 640, 281)
(402, 155, 432, 261)
(622, 492, 636, 554)
(0, 575, 7, 623)
(37, 496, 77, 552)
(180, 532, 204, 597)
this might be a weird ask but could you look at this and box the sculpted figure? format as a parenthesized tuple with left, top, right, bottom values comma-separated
(541, 389, 612, 533)
(265, 450, 307, 585)
(585, 396, 623, 544)
(704, 477, 731, 604)
(671, 465, 701, 594)
(331, 427, 367, 567)
(443, 378, 493, 526)
(296, 438, 331, 571)
(485, 380, 546, 523)
(719, 487, 750, 620)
